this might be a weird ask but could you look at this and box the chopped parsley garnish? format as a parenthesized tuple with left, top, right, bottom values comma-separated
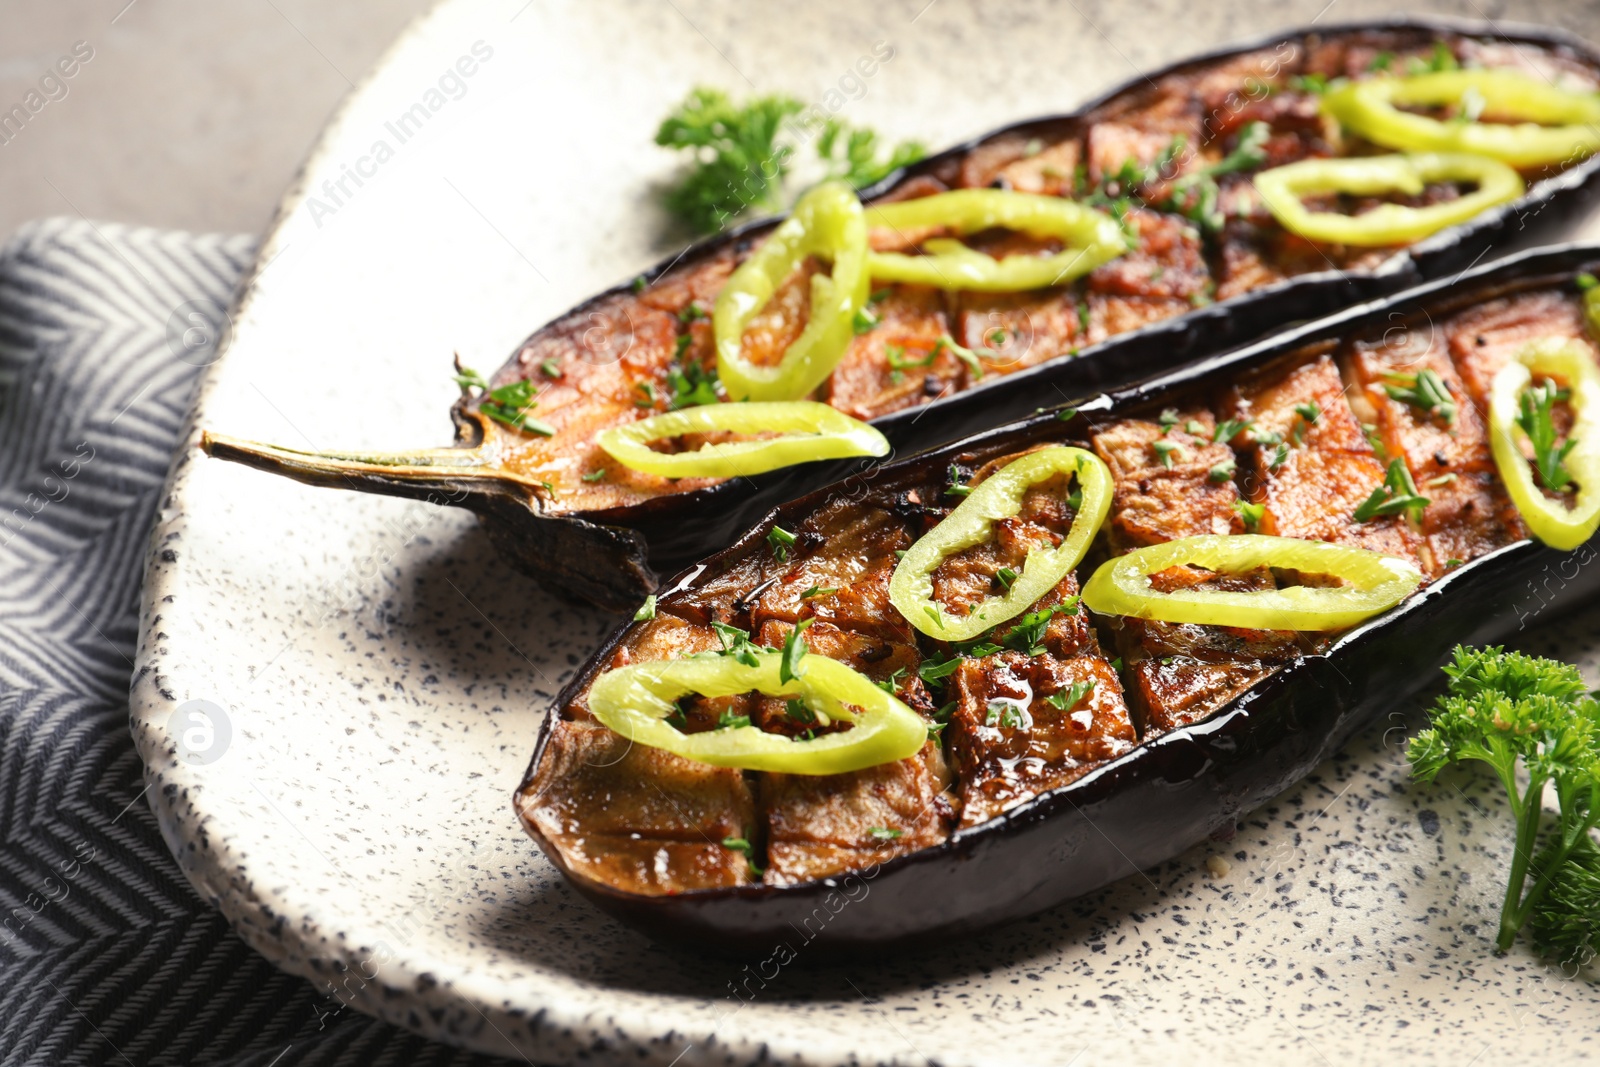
(1353, 458, 1429, 522)
(723, 835, 753, 851)
(868, 827, 904, 841)
(779, 618, 812, 684)
(472, 377, 555, 436)
(633, 595, 656, 622)
(1045, 680, 1095, 711)
(945, 465, 973, 497)
(1405, 41, 1458, 75)
(1233, 499, 1265, 532)
(667, 359, 720, 409)
(1057, 407, 1079, 422)
(1516, 379, 1578, 493)
(1208, 458, 1237, 483)
(1294, 400, 1321, 424)
(1158, 408, 1181, 432)
(452, 366, 490, 391)
(631, 275, 648, 293)
(539, 359, 563, 379)
(1213, 418, 1252, 443)
(985, 702, 1025, 728)
(918, 653, 962, 685)
(767, 525, 798, 561)
(1153, 440, 1181, 469)
(1288, 72, 1329, 94)
(1383, 367, 1457, 426)
(582, 468, 607, 483)
(853, 307, 881, 334)
(1369, 50, 1395, 72)
(1000, 600, 1078, 656)
(633, 381, 656, 408)
(710, 621, 764, 666)
(886, 343, 937, 375)
(1269, 442, 1290, 471)
(717, 709, 752, 730)
(1204, 121, 1271, 178)
(1361, 421, 1387, 459)
(995, 566, 1018, 592)
(800, 585, 837, 600)
(784, 698, 816, 725)
(677, 303, 706, 323)
(934, 335, 990, 379)
(1077, 302, 1092, 334)
(875, 666, 907, 694)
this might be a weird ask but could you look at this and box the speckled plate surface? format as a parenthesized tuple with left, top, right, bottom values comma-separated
(131, 0, 1600, 1062)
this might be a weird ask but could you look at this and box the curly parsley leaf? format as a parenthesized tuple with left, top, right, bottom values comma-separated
(655, 87, 802, 235)
(1408, 645, 1600, 962)
(656, 87, 925, 235)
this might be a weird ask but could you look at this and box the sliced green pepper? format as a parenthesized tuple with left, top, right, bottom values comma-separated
(1081, 534, 1423, 631)
(864, 190, 1127, 291)
(890, 446, 1112, 641)
(595, 400, 888, 479)
(1324, 69, 1600, 168)
(587, 653, 927, 774)
(1487, 337, 1600, 551)
(1253, 152, 1524, 246)
(714, 180, 870, 402)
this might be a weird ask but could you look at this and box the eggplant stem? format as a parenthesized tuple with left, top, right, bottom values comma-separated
(200, 430, 502, 478)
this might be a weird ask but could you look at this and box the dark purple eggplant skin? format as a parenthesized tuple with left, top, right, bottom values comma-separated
(207, 18, 1600, 612)
(518, 242, 1600, 958)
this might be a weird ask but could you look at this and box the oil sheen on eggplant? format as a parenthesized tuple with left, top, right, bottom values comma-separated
(204, 20, 1600, 611)
(515, 243, 1600, 956)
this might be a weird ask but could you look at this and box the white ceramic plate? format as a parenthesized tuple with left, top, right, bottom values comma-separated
(132, 1, 1600, 1062)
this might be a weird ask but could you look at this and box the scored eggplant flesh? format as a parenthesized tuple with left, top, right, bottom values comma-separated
(515, 247, 1599, 953)
(202, 22, 1600, 611)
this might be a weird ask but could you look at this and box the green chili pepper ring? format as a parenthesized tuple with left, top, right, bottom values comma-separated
(889, 446, 1113, 640)
(587, 653, 928, 774)
(596, 401, 889, 479)
(1488, 336, 1600, 550)
(1253, 153, 1525, 246)
(714, 180, 871, 402)
(1081, 534, 1423, 631)
(864, 190, 1128, 292)
(1324, 69, 1600, 168)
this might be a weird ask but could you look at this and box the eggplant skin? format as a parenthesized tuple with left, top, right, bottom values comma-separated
(515, 243, 1600, 958)
(205, 17, 1600, 613)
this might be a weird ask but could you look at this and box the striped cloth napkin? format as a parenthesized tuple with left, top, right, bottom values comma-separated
(0, 218, 517, 1066)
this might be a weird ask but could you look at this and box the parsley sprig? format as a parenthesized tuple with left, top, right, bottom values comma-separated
(1409, 646, 1600, 963)
(655, 87, 925, 234)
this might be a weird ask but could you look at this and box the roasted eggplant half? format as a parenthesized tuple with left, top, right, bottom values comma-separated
(205, 19, 1600, 611)
(515, 243, 1600, 955)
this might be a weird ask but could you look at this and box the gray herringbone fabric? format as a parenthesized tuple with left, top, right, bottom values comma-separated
(0, 219, 516, 1067)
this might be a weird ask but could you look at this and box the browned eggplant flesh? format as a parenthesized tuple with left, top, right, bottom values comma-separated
(514, 248, 1600, 951)
(202, 22, 1600, 610)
